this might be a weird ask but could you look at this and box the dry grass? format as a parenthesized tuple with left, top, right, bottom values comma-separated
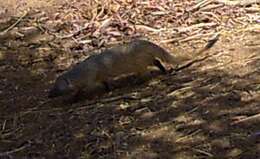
(0, 0, 259, 158)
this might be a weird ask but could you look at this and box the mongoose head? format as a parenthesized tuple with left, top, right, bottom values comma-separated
(48, 76, 74, 98)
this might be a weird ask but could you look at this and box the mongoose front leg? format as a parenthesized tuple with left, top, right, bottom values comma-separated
(153, 58, 167, 74)
(103, 81, 113, 92)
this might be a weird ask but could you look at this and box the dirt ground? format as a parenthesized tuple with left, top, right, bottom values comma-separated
(0, 0, 260, 159)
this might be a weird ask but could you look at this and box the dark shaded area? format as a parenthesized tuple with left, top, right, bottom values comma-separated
(0, 37, 259, 158)
(0, 6, 260, 159)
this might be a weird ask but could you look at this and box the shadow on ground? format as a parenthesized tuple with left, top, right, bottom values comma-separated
(0, 33, 259, 158)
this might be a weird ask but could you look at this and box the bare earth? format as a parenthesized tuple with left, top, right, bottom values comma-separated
(0, 0, 260, 159)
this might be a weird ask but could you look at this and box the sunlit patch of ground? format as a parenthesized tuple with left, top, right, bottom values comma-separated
(0, 0, 259, 158)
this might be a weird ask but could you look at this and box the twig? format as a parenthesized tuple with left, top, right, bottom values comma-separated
(50, 8, 98, 40)
(0, 11, 28, 33)
(161, 37, 183, 44)
(0, 142, 31, 157)
(201, 11, 222, 24)
(232, 113, 260, 125)
(161, 31, 218, 44)
(200, 3, 224, 11)
(176, 22, 218, 33)
(2, 120, 7, 131)
(244, 7, 260, 13)
(179, 32, 216, 43)
(54, 24, 90, 39)
(135, 24, 165, 32)
(18, 99, 55, 116)
(192, 148, 214, 157)
(98, 94, 139, 103)
(75, 93, 140, 111)
(214, 0, 260, 6)
(176, 129, 202, 142)
(189, 0, 215, 12)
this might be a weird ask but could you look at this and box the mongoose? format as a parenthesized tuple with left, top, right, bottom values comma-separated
(48, 36, 219, 98)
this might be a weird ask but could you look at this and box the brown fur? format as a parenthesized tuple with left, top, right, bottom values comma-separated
(48, 37, 219, 98)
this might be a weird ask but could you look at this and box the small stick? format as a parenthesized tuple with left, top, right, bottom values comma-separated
(214, 0, 260, 6)
(192, 148, 214, 157)
(161, 31, 218, 44)
(189, 0, 215, 12)
(0, 11, 28, 33)
(176, 129, 202, 142)
(200, 4, 224, 11)
(0, 142, 31, 157)
(177, 22, 218, 33)
(179, 32, 216, 43)
(232, 113, 260, 125)
(135, 24, 164, 32)
(161, 37, 183, 44)
(201, 11, 222, 23)
(76, 93, 140, 110)
(2, 120, 7, 131)
(54, 25, 90, 39)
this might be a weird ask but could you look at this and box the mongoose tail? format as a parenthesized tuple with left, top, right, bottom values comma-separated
(196, 33, 220, 55)
(145, 33, 219, 72)
(175, 33, 220, 72)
